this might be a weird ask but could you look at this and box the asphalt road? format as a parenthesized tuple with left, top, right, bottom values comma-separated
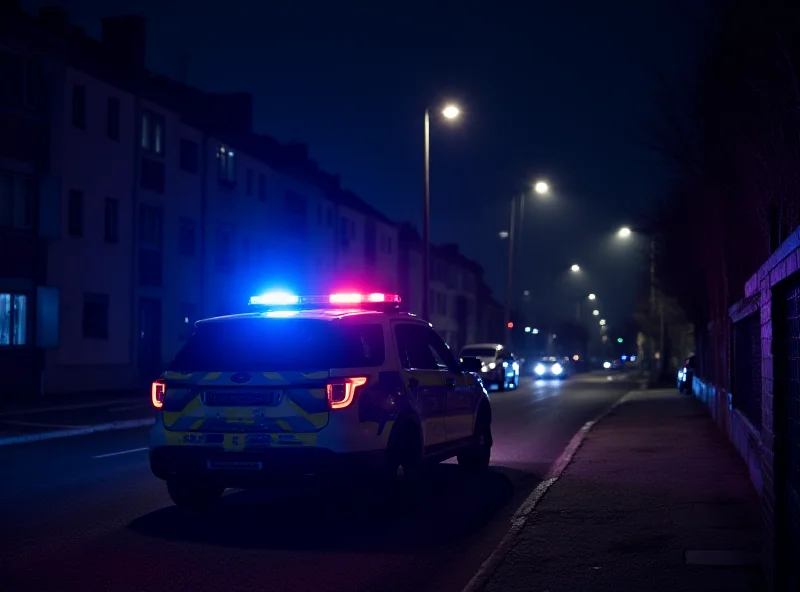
(1, 372, 638, 592)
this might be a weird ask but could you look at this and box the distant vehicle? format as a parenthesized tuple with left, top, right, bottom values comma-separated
(602, 359, 622, 370)
(533, 356, 567, 379)
(677, 355, 695, 393)
(459, 343, 519, 390)
(149, 290, 493, 509)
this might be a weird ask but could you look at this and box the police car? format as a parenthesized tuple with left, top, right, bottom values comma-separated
(149, 291, 493, 509)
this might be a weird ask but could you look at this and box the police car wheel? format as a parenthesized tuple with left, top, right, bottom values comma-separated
(458, 414, 491, 473)
(167, 478, 224, 510)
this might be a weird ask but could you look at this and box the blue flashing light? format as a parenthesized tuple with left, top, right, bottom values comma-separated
(249, 292, 300, 306)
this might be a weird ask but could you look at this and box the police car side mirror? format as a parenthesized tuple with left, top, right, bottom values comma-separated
(459, 356, 483, 373)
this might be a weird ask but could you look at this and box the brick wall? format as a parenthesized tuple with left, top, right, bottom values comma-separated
(716, 227, 800, 590)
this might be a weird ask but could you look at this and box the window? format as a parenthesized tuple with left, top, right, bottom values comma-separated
(394, 324, 458, 371)
(140, 158, 165, 193)
(104, 198, 119, 242)
(169, 320, 385, 372)
(215, 223, 234, 270)
(141, 110, 165, 155)
(178, 302, 197, 341)
(246, 169, 253, 196)
(217, 146, 236, 185)
(179, 138, 198, 173)
(258, 173, 267, 201)
(138, 203, 163, 249)
(68, 189, 83, 236)
(0, 293, 27, 346)
(106, 97, 120, 140)
(0, 171, 33, 229)
(71, 84, 86, 129)
(284, 191, 307, 238)
(82, 293, 109, 339)
(178, 218, 196, 256)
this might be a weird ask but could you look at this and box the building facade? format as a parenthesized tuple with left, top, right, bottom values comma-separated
(0, 3, 499, 398)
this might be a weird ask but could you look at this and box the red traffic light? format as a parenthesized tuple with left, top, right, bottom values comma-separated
(507, 322, 514, 329)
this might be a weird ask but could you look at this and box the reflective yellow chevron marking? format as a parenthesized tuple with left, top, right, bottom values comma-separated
(302, 371, 328, 380)
(263, 372, 284, 381)
(164, 371, 194, 380)
(202, 372, 222, 381)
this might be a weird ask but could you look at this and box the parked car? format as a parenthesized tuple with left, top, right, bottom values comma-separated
(459, 343, 519, 390)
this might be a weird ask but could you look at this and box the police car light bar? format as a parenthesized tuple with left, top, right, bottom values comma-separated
(248, 291, 401, 308)
(248, 292, 300, 306)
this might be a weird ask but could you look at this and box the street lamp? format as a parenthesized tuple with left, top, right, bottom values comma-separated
(617, 226, 632, 239)
(570, 264, 580, 273)
(592, 309, 600, 316)
(600, 319, 606, 326)
(534, 180, 549, 195)
(423, 103, 461, 320)
(588, 293, 596, 300)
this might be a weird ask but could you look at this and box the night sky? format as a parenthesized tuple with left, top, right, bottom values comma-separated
(27, 0, 691, 332)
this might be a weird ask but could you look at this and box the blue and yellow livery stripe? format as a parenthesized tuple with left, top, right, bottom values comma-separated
(160, 370, 331, 434)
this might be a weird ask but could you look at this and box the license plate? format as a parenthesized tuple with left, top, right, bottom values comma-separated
(206, 460, 263, 471)
(203, 390, 282, 407)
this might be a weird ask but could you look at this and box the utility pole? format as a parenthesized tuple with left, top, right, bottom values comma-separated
(503, 196, 516, 347)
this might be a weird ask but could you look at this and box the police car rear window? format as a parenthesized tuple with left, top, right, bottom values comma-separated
(169, 320, 385, 371)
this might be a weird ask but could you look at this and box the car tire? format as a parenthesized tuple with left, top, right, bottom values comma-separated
(385, 426, 422, 497)
(167, 478, 224, 510)
(457, 411, 492, 473)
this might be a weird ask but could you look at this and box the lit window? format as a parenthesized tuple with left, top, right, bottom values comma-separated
(141, 110, 165, 156)
(0, 293, 27, 346)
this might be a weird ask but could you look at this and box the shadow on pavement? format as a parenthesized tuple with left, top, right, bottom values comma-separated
(128, 464, 531, 553)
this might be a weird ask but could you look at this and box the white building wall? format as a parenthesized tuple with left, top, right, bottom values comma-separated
(335, 204, 366, 290)
(45, 66, 137, 391)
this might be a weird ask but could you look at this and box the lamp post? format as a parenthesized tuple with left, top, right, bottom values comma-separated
(502, 180, 549, 347)
(618, 226, 662, 375)
(422, 103, 460, 320)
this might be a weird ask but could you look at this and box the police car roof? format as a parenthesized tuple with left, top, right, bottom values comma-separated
(196, 309, 423, 325)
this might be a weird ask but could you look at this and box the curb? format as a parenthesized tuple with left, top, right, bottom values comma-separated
(461, 389, 637, 592)
(0, 418, 155, 447)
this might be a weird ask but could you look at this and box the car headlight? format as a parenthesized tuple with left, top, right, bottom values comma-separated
(512, 362, 519, 370)
(488, 362, 496, 370)
(481, 365, 489, 372)
(551, 363, 563, 375)
(603, 361, 611, 369)
(535, 364, 546, 375)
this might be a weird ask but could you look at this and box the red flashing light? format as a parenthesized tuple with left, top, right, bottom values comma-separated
(326, 376, 368, 409)
(151, 380, 165, 409)
(507, 322, 514, 329)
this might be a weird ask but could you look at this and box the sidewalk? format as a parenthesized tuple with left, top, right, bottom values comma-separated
(0, 389, 153, 446)
(480, 389, 765, 592)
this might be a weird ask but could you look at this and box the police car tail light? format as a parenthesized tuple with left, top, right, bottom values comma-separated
(151, 380, 166, 409)
(326, 376, 368, 409)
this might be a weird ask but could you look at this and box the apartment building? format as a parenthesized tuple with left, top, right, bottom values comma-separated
(398, 224, 500, 354)
(0, 5, 402, 396)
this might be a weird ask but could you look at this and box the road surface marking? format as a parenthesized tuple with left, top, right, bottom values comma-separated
(0, 418, 156, 447)
(109, 404, 145, 412)
(0, 419, 88, 429)
(93, 447, 148, 459)
(0, 398, 144, 417)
